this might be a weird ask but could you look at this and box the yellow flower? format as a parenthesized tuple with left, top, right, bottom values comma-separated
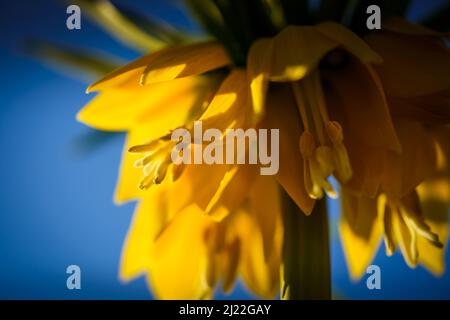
(339, 18, 450, 279)
(78, 40, 285, 298)
(77, 8, 450, 296)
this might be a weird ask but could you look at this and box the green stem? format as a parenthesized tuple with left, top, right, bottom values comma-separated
(281, 190, 331, 300)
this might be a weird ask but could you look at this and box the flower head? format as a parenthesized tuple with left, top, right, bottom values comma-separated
(70, 0, 450, 299)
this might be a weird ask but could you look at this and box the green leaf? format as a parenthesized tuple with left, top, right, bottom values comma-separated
(213, 0, 254, 63)
(113, 3, 197, 45)
(265, 0, 286, 29)
(185, 0, 244, 65)
(22, 39, 122, 81)
(68, 0, 167, 52)
(213, 0, 276, 55)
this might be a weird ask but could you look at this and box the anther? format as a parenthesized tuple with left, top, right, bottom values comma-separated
(299, 131, 316, 159)
(153, 160, 169, 184)
(325, 121, 343, 143)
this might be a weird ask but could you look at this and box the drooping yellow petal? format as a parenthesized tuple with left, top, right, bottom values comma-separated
(249, 174, 282, 261)
(141, 41, 230, 85)
(315, 21, 382, 64)
(87, 42, 229, 92)
(232, 208, 281, 299)
(324, 57, 401, 152)
(204, 222, 225, 288)
(339, 189, 383, 279)
(393, 206, 418, 268)
(147, 205, 214, 299)
(379, 196, 396, 256)
(199, 69, 249, 132)
(417, 220, 447, 275)
(221, 237, 241, 293)
(114, 132, 145, 204)
(119, 190, 169, 281)
(168, 162, 232, 215)
(264, 85, 315, 214)
(270, 25, 338, 82)
(417, 179, 449, 275)
(365, 31, 450, 97)
(345, 137, 385, 197)
(381, 119, 437, 199)
(87, 54, 157, 92)
(79, 76, 209, 131)
(247, 38, 274, 122)
(78, 90, 146, 131)
(205, 165, 256, 221)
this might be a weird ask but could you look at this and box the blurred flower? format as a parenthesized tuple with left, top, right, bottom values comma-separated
(40, 0, 449, 299)
(340, 18, 450, 279)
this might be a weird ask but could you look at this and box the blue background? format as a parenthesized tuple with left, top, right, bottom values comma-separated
(0, 0, 449, 299)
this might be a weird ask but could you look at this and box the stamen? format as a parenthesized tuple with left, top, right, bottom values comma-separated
(293, 71, 351, 199)
(138, 174, 154, 190)
(128, 139, 162, 153)
(292, 82, 312, 132)
(393, 206, 419, 266)
(134, 152, 156, 168)
(315, 146, 334, 176)
(143, 160, 158, 177)
(400, 203, 444, 248)
(310, 159, 337, 198)
(300, 132, 319, 199)
(154, 159, 170, 184)
(325, 121, 343, 142)
(299, 132, 337, 199)
(311, 70, 330, 124)
(378, 193, 443, 262)
(134, 142, 174, 168)
(129, 86, 214, 193)
(403, 214, 419, 266)
(299, 131, 316, 159)
(303, 161, 318, 199)
(326, 121, 352, 182)
(303, 73, 326, 145)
